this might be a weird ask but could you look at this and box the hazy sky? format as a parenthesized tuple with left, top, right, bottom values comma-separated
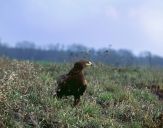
(0, 0, 163, 56)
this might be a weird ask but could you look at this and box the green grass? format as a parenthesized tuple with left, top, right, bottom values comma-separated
(0, 57, 163, 128)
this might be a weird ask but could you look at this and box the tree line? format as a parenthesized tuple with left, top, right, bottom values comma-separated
(1, 40, 163, 67)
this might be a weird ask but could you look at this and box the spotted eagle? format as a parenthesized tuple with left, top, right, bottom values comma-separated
(56, 60, 92, 106)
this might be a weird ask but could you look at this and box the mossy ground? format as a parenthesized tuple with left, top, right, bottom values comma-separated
(0, 57, 162, 128)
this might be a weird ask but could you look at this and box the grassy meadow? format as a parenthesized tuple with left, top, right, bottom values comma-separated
(0, 57, 163, 128)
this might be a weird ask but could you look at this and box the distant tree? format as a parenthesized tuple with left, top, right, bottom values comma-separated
(140, 51, 152, 67)
(68, 44, 88, 52)
(118, 49, 134, 67)
(15, 41, 36, 49)
(0, 38, 8, 47)
(47, 43, 61, 51)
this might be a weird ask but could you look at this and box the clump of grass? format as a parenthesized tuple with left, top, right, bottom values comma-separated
(98, 92, 113, 102)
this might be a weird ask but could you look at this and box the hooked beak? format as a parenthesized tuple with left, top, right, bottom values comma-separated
(86, 61, 93, 66)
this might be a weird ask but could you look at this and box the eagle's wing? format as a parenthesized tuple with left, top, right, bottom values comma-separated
(53, 74, 68, 96)
(56, 74, 69, 91)
(57, 74, 69, 85)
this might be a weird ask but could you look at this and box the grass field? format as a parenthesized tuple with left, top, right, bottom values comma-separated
(0, 57, 163, 128)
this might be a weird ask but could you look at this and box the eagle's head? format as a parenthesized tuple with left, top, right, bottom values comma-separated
(74, 60, 92, 70)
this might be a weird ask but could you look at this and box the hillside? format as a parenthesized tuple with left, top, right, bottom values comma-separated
(0, 57, 163, 128)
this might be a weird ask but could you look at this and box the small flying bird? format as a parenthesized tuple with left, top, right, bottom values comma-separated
(56, 60, 92, 106)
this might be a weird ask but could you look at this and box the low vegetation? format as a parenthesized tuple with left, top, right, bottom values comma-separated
(0, 57, 163, 128)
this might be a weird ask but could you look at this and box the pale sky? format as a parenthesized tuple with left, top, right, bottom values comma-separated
(0, 0, 163, 56)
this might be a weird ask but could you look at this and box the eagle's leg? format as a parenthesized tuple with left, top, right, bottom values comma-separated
(57, 94, 63, 98)
(73, 96, 80, 106)
(56, 90, 63, 98)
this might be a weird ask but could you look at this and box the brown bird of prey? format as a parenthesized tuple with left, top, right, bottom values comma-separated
(56, 60, 92, 106)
